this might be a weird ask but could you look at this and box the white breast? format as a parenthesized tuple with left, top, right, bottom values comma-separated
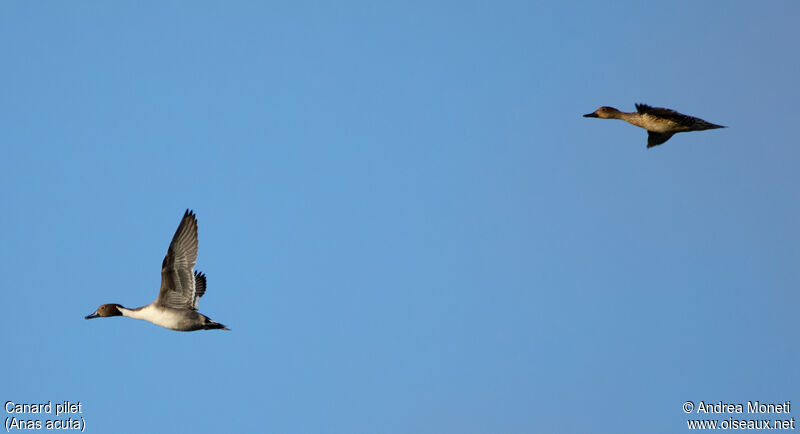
(120, 304, 184, 330)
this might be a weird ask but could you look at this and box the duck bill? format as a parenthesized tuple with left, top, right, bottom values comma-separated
(583, 112, 599, 118)
(85, 312, 100, 319)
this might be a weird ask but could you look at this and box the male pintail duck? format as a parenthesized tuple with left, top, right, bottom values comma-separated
(583, 103, 725, 148)
(86, 210, 229, 331)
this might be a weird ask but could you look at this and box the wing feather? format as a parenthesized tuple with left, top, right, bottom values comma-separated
(647, 131, 674, 148)
(637, 103, 725, 131)
(157, 210, 201, 310)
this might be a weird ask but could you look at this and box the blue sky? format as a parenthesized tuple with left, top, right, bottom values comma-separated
(1, 1, 798, 433)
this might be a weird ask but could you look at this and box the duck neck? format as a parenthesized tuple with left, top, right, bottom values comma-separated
(119, 305, 148, 320)
(616, 111, 646, 128)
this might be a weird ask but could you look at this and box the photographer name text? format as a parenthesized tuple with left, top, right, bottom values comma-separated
(693, 400, 791, 414)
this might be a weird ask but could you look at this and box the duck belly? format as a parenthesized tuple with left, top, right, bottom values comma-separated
(123, 305, 200, 331)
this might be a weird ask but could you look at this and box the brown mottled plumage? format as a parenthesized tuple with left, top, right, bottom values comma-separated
(584, 103, 725, 148)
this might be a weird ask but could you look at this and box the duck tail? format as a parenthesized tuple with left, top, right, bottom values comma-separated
(204, 317, 230, 331)
(696, 119, 726, 130)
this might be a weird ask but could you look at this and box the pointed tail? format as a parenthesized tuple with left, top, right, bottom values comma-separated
(696, 119, 726, 130)
(204, 318, 230, 331)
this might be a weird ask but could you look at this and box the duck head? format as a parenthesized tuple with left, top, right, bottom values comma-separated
(85, 304, 123, 319)
(584, 106, 622, 119)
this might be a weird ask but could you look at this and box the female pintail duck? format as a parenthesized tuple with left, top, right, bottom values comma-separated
(86, 210, 229, 331)
(583, 103, 725, 148)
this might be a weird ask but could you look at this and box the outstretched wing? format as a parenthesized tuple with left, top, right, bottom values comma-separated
(193, 270, 207, 310)
(636, 104, 690, 123)
(647, 131, 675, 148)
(637, 103, 725, 131)
(156, 210, 201, 310)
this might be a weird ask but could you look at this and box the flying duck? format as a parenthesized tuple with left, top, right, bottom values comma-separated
(584, 103, 725, 148)
(85, 210, 229, 331)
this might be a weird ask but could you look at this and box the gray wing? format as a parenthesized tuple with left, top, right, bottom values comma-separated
(156, 210, 201, 310)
